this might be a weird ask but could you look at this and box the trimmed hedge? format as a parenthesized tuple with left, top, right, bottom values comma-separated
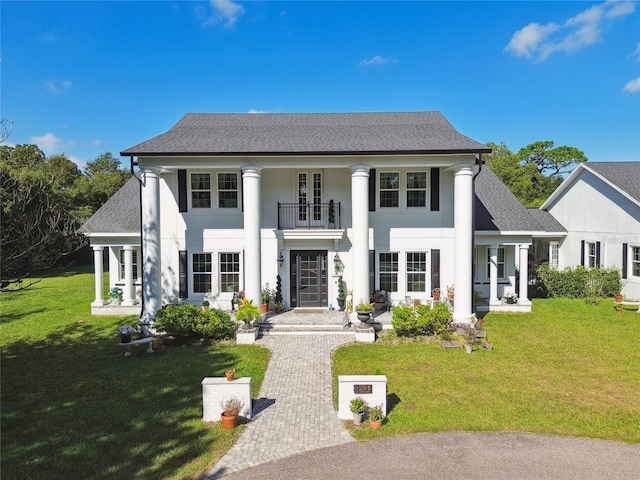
(537, 264, 622, 298)
(391, 302, 450, 337)
(154, 303, 236, 340)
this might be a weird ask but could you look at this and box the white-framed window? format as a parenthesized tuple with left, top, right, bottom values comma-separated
(406, 172, 427, 208)
(486, 247, 505, 279)
(586, 241, 597, 268)
(379, 172, 399, 208)
(193, 253, 212, 293)
(219, 252, 240, 292)
(406, 252, 427, 292)
(631, 246, 640, 277)
(217, 173, 238, 208)
(118, 249, 139, 281)
(379, 252, 398, 292)
(550, 242, 559, 269)
(191, 173, 211, 208)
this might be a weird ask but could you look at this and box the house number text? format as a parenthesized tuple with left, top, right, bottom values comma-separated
(353, 384, 373, 394)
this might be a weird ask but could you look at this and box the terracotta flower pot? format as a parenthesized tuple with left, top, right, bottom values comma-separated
(369, 419, 382, 429)
(615, 293, 623, 303)
(433, 291, 440, 301)
(261, 303, 268, 313)
(220, 412, 237, 430)
(225, 371, 235, 381)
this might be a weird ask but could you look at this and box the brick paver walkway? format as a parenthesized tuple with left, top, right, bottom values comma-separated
(204, 334, 356, 479)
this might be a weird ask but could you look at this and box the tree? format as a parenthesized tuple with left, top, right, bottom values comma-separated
(485, 140, 587, 207)
(73, 152, 131, 223)
(0, 145, 86, 278)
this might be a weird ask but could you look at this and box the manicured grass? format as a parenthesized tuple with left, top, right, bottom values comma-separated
(334, 298, 640, 443)
(1, 266, 271, 480)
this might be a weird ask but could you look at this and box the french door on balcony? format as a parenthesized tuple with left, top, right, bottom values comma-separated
(289, 250, 328, 308)
(295, 171, 323, 228)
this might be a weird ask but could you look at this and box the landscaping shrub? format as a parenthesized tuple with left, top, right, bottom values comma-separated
(155, 303, 236, 339)
(537, 264, 622, 298)
(392, 302, 450, 337)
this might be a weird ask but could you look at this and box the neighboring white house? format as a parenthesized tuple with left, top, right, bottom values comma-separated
(82, 111, 546, 321)
(538, 162, 640, 300)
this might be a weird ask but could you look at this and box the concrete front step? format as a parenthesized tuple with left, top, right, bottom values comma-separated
(259, 324, 355, 336)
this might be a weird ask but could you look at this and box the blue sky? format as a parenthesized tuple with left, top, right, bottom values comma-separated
(2, 1, 639, 168)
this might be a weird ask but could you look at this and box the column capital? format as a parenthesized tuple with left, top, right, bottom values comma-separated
(123, 244, 134, 251)
(454, 164, 474, 176)
(242, 165, 263, 177)
(350, 164, 370, 176)
(92, 245, 104, 252)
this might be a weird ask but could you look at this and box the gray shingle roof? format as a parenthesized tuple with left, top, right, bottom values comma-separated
(474, 167, 547, 232)
(584, 162, 640, 204)
(121, 112, 490, 156)
(79, 176, 140, 235)
(527, 209, 567, 233)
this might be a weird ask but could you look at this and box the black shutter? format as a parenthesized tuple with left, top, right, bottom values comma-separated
(430, 167, 440, 211)
(179, 250, 188, 299)
(596, 241, 601, 268)
(178, 170, 188, 212)
(369, 250, 375, 294)
(580, 240, 585, 266)
(622, 243, 628, 279)
(431, 249, 440, 291)
(369, 168, 376, 212)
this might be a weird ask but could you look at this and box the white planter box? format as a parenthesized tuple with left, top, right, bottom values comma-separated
(236, 327, 259, 345)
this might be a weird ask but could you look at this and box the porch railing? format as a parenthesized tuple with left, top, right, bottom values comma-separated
(278, 202, 341, 230)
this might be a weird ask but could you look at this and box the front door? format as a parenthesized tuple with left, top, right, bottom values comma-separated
(290, 250, 327, 308)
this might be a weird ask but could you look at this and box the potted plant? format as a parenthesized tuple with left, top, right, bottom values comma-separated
(201, 299, 210, 311)
(504, 292, 518, 304)
(220, 397, 244, 430)
(109, 287, 123, 305)
(235, 298, 261, 329)
(355, 299, 373, 323)
(117, 324, 135, 343)
(350, 397, 368, 425)
(225, 368, 236, 381)
(446, 285, 454, 300)
(368, 404, 384, 429)
(432, 287, 441, 301)
(337, 276, 346, 311)
(261, 283, 271, 313)
(274, 275, 283, 312)
(328, 199, 336, 228)
(614, 292, 623, 303)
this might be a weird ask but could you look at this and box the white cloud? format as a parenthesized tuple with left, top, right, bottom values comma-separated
(358, 55, 399, 67)
(45, 79, 72, 94)
(203, 0, 245, 28)
(30, 132, 64, 154)
(505, 1, 635, 62)
(248, 109, 266, 114)
(92, 138, 104, 147)
(623, 76, 640, 93)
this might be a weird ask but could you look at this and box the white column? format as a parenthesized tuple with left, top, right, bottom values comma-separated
(91, 246, 106, 306)
(141, 167, 162, 322)
(242, 166, 262, 305)
(453, 165, 474, 323)
(489, 244, 500, 304)
(350, 164, 370, 308)
(519, 244, 531, 304)
(122, 245, 135, 306)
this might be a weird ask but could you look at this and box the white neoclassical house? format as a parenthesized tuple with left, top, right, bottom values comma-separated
(82, 112, 548, 322)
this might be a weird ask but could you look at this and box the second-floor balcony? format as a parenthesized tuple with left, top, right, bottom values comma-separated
(278, 202, 342, 230)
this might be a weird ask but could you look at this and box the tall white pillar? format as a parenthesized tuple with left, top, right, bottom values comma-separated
(141, 167, 161, 322)
(122, 245, 135, 306)
(350, 164, 370, 308)
(489, 244, 500, 305)
(91, 246, 106, 306)
(519, 244, 531, 304)
(242, 166, 262, 305)
(453, 165, 474, 323)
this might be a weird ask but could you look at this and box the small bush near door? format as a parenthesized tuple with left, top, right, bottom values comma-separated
(391, 302, 450, 337)
(155, 303, 236, 340)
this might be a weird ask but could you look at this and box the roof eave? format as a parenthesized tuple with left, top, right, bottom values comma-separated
(120, 148, 492, 157)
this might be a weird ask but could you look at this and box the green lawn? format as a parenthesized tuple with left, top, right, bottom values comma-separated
(1, 266, 270, 480)
(334, 298, 640, 443)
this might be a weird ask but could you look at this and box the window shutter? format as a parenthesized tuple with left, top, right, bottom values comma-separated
(580, 240, 585, 266)
(178, 170, 188, 212)
(369, 250, 376, 293)
(179, 250, 188, 299)
(431, 249, 440, 290)
(430, 167, 440, 211)
(369, 168, 376, 212)
(596, 241, 601, 268)
(622, 243, 628, 279)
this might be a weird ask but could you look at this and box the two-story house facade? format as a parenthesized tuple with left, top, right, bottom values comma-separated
(83, 112, 541, 324)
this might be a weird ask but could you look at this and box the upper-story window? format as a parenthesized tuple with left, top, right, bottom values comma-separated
(406, 172, 427, 207)
(380, 172, 399, 208)
(191, 173, 211, 208)
(218, 173, 238, 208)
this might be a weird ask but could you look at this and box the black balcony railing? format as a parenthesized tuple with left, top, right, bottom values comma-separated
(278, 202, 341, 230)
